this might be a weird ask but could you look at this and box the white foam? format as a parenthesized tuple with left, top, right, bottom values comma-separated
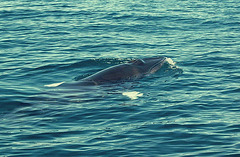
(122, 91, 143, 100)
(165, 58, 176, 66)
(44, 82, 64, 87)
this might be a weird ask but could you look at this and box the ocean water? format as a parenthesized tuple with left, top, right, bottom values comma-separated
(1, 0, 240, 156)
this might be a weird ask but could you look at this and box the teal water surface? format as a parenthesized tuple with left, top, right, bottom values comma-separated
(1, 0, 240, 156)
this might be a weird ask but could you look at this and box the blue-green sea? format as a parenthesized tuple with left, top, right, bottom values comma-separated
(1, 0, 240, 156)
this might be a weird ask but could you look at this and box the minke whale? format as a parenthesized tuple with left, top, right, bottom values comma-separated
(46, 57, 171, 87)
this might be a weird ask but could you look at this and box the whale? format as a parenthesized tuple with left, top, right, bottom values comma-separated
(61, 57, 167, 87)
(45, 57, 169, 88)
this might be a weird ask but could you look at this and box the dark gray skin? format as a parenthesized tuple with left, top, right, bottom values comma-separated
(60, 57, 167, 87)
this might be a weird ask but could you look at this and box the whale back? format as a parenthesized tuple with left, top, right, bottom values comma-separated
(82, 63, 141, 84)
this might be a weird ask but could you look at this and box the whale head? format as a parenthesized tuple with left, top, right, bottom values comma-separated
(129, 57, 167, 75)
